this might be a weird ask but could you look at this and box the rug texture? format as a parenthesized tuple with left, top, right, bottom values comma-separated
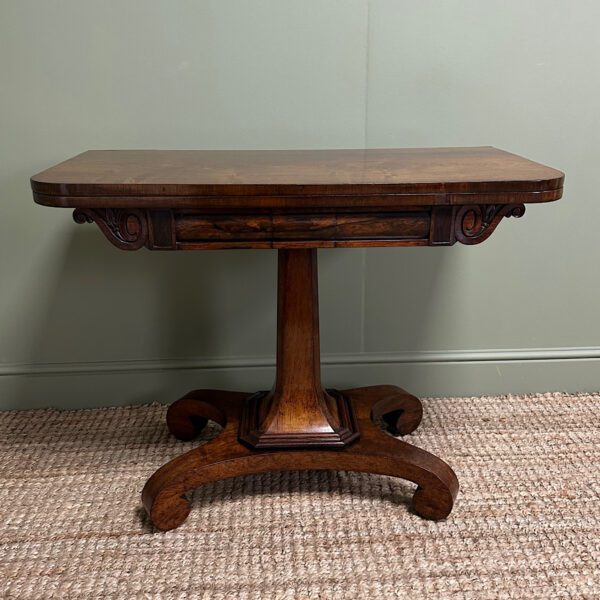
(0, 392, 598, 599)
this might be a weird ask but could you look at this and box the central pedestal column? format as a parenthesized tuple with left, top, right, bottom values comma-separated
(239, 249, 360, 448)
(144, 248, 458, 530)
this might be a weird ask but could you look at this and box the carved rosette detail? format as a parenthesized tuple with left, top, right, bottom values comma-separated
(454, 204, 525, 245)
(73, 208, 149, 250)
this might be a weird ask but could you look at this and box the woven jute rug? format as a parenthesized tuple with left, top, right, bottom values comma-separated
(0, 393, 598, 599)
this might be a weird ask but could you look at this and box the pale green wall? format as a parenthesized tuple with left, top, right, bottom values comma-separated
(1, 0, 598, 409)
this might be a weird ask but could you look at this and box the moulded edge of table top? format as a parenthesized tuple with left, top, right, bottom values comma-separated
(31, 147, 564, 210)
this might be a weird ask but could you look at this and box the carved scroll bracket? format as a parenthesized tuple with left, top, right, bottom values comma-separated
(454, 204, 525, 245)
(73, 208, 149, 250)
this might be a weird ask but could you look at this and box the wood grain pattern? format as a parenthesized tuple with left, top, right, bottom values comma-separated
(143, 248, 459, 530)
(70, 205, 526, 249)
(32, 147, 563, 206)
(43, 147, 560, 249)
(174, 209, 431, 249)
(238, 249, 359, 449)
(145, 385, 458, 531)
(31, 147, 564, 531)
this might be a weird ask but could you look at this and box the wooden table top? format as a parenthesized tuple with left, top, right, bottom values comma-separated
(31, 147, 563, 249)
(32, 147, 563, 209)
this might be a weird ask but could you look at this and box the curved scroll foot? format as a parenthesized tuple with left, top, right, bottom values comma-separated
(344, 385, 423, 435)
(143, 389, 458, 530)
(150, 490, 192, 531)
(352, 431, 459, 522)
(143, 425, 249, 531)
(166, 389, 248, 441)
(413, 485, 455, 521)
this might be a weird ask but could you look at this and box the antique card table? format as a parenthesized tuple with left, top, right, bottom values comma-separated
(31, 147, 563, 530)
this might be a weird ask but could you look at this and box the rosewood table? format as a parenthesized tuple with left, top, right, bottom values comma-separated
(31, 147, 564, 530)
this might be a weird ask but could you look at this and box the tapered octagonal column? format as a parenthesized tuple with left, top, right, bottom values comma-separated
(239, 249, 359, 448)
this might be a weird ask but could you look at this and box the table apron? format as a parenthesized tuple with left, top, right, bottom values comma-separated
(71, 204, 527, 250)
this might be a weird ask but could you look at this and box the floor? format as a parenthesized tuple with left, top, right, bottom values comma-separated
(0, 392, 598, 599)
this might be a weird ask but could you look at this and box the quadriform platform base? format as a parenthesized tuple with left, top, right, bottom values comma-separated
(31, 147, 563, 529)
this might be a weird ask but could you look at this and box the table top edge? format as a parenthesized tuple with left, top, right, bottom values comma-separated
(30, 146, 565, 207)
